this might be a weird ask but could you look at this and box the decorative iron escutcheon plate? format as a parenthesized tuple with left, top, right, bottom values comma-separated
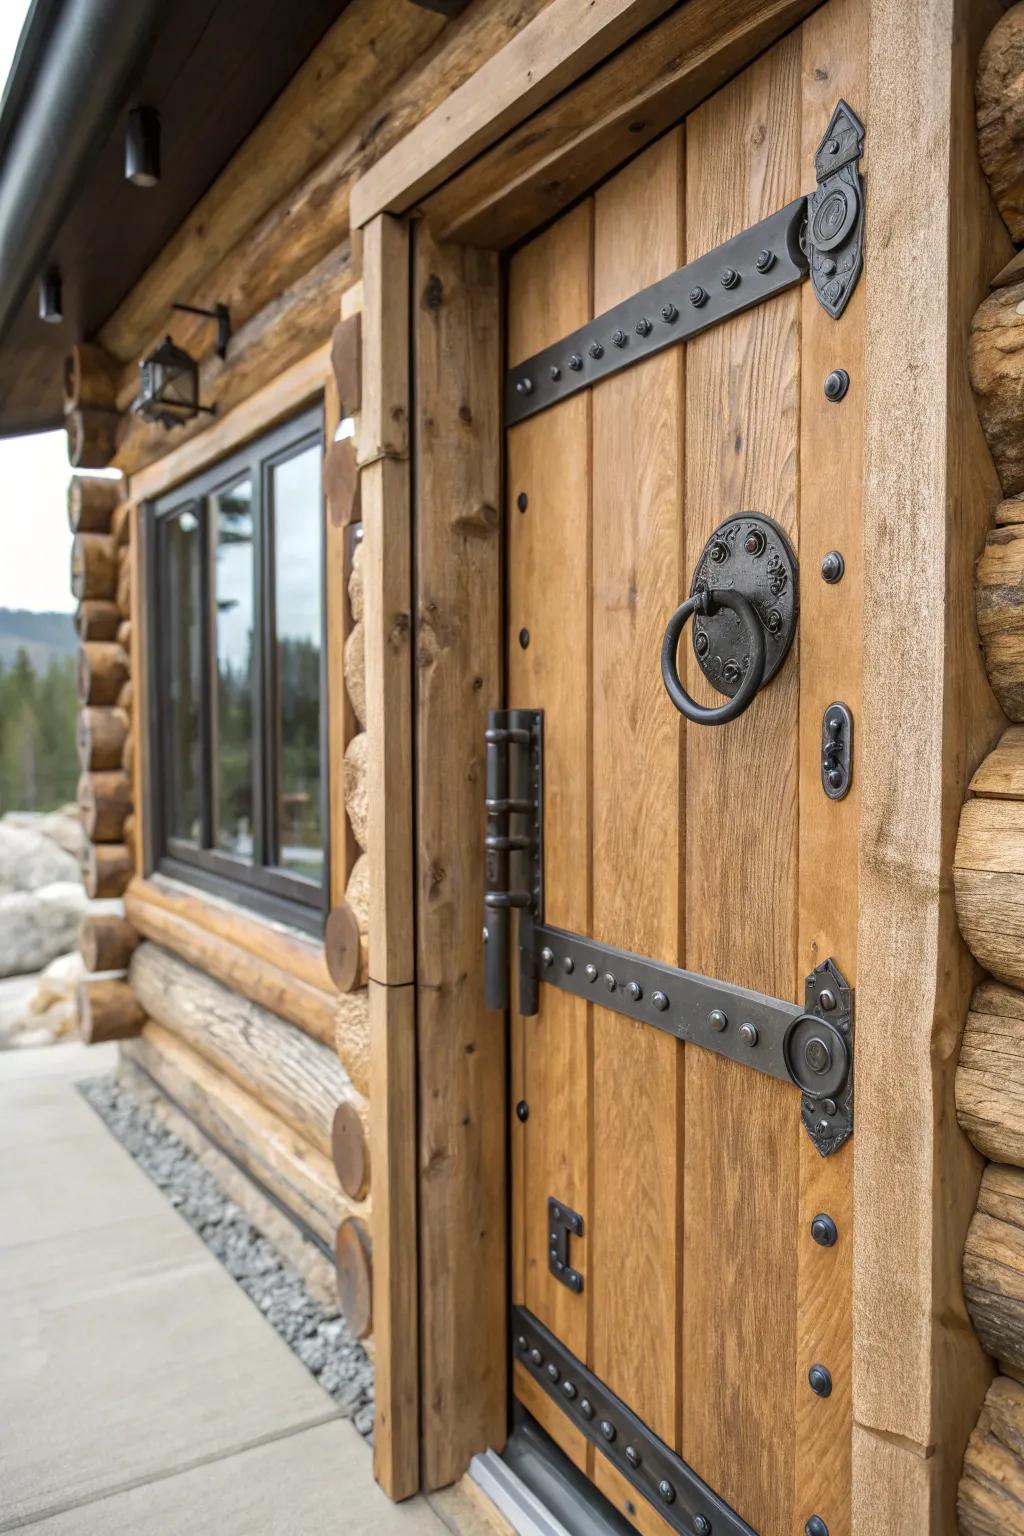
(512, 1308, 759, 1536)
(690, 513, 798, 699)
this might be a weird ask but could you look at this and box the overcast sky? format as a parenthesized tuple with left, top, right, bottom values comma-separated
(0, 2, 80, 616)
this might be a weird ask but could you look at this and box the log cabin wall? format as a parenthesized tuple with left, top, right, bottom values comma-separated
(59, 0, 556, 1491)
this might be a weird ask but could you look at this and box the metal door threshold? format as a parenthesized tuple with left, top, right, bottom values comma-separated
(470, 1416, 636, 1536)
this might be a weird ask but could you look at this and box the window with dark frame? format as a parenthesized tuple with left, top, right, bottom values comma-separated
(146, 404, 328, 932)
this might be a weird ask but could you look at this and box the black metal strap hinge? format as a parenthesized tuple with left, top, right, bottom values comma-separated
(513, 1308, 759, 1536)
(505, 100, 864, 428)
(483, 708, 853, 1155)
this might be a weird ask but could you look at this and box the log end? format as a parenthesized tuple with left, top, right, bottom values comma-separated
(331, 1099, 370, 1202)
(324, 901, 364, 993)
(76, 978, 145, 1044)
(959, 1375, 1024, 1536)
(335, 1216, 373, 1339)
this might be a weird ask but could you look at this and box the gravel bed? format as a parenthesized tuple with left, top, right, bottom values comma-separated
(79, 1072, 374, 1437)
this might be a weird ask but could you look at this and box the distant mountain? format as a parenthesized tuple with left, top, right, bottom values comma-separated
(0, 610, 76, 670)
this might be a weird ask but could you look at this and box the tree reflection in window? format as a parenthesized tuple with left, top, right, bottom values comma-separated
(165, 505, 201, 843)
(211, 479, 255, 860)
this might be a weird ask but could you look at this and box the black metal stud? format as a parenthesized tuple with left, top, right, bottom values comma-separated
(635, 317, 652, 337)
(584, 964, 598, 982)
(516, 1100, 529, 1123)
(805, 1518, 829, 1536)
(808, 1363, 833, 1398)
(600, 1419, 616, 1442)
(820, 550, 845, 583)
(604, 973, 617, 992)
(540, 948, 554, 969)
(547, 1363, 560, 1382)
(625, 1445, 641, 1468)
(529, 1347, 543, 1366)
(661, 302, 678, 323)
(589, 341, 604, 360)
(694, 1518, 712, 1535)
(658, 1480, 676, 1506)
(695, 632, 709, 657)
(756, 249, 776, 272)
(562, 1380, 577, 1400)
(739, 1022, 759, 1047)
(516, 377, 534, 397)
(811, 1213, 838, 1247)
(721, 267, 740, 289)
(563, 956, 574, 974)
(709, 1009, 727, 1032)
(743, 528, 766, 557)
(569, 354, 583, 371)
(689, 286, 708, 308)
(519, 628, 530, 649)
(652, 991, 669, 1012)
(549, 365, 561, 381)
(580, 1398, 595, 1420)
(823, 368, 849, 402)
(612, 329, 628, 347)
(517, 492, 528, 513)
(625, 981, 642, 1002)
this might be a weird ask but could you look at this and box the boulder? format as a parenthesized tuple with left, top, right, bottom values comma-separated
(0, 882, 89, 978)
(42, 806, 86, 859)
(0, 820, 80, 894)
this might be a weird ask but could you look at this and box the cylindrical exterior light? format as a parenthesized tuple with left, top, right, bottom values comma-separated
(125, 105, 160, 188)
(38, 268, 62, 324)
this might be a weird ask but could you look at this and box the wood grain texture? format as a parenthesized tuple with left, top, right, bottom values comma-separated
(128, 941, 364, 1156)
(956, 797, 1024, 989)
(681, 40, 801, 1532)
(507, 202, 592, 1471)
(958, 980, 1024, 1166)
(977, 525, 1024, 719)
(77, 770, 132, 843)
(977, 4, 1024, 242)
(855, 1, 1007, 1526)
(792, 9, 863, 1530)
(413, 224, 505, 1488)
(82, 842, 132, 899)
(369, 978, 419, 1499)
(335, 1216, 374, 1339)
(959, 1375, 1024, 1536)
(970, 280, 1024, 497)
(124, 1024, 355, 1248)
(420, 0, 821, 249)
(964, 1164, 1024, 1370)
(76, 707, 127, 771)
(68, 475, 120, 532)
(79, 913, 139, 974)
(588, 133, 685, 1504)
(74, 601, 120, 642)
(77, 978, 145, 1044)
(124, 881, 364, 1064)
(70, 534, 117, 602)
(971, 727, 1024, 798)
(351, 0, 675, 227)
(361, 216, 415, 986)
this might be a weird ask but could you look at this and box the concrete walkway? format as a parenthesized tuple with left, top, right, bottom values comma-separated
(0, 1044, 452, 1535)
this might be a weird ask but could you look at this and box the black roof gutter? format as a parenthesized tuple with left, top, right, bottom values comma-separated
(0, 0, 164, 346)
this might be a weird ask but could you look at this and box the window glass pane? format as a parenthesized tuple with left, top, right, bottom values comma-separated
(211, 479, 255, 860)
(164, 506, 201, 843)
(271, 442, 323, 883)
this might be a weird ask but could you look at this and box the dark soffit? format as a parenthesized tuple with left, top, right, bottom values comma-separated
(0, 0, 351, 437)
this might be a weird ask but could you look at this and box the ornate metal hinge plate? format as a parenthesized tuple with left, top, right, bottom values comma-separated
(548, 1197, 584, 1293)
(808, 100, 865, 320)
(483, 709, 854, 1155)
(504, 100, 865, 427)
(513, 1308, 758, 1536)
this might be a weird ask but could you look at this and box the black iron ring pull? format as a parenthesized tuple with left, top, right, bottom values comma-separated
(660, 589, 766, 726)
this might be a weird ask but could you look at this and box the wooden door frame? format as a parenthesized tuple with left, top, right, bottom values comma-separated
(356, 0, 1004, 1526)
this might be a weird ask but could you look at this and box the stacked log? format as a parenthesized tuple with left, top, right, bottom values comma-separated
(64, 344, 119, 469)
(76, 978, 145, 1044)
(958, 9, 1024, 1520)
(124, 943, 369, 1252)
(69, 475, 137, 949)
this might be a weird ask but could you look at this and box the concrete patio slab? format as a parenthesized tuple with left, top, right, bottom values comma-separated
(20, 1419, 448, 1535)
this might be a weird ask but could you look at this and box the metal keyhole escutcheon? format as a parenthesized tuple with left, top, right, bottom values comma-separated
(660, 512, 799, 726)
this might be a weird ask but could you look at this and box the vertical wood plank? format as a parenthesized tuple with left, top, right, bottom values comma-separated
(793, 5, 865, 1532)
(681, 37, 802, 1531)
(362, 213, 419, 1501)
(507, 201, 593, 1468)
(588, 130, 686, 1511)
(412, 225, 506, 1488)
(362, 215, 415, 986)
(324, 329, 357, 909)
(369, 977, 419, 1499)
(127, 500, 145, 875)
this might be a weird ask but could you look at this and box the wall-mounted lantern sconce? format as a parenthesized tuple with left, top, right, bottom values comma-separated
(125, 106, 160, 187)
(131, 336, 215, 430)
(171, 301, 231, 359)
(38, 269, 63, 324)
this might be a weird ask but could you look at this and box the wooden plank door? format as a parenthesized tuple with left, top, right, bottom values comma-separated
(506, 5, 863, 1534)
